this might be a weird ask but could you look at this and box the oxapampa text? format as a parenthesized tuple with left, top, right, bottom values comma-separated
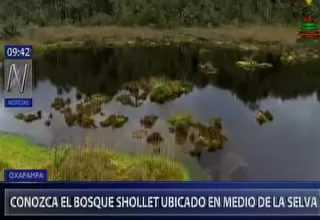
(8, 171, 44, 180)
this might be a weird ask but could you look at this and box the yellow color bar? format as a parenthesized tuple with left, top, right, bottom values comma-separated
(305, 0, 312, 6)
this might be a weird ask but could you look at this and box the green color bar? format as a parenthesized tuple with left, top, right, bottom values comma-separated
(300, 26, 318, 31)
(296, 38, 319, 45)
(301, 22, 317, 27)
(300, 23, 318, 31)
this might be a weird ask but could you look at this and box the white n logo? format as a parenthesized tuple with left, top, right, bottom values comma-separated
(6, 64, 29, 93)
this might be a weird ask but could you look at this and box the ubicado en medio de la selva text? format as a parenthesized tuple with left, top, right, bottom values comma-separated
(9, 196, 320, 209)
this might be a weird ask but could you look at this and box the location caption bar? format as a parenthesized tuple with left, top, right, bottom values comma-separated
(4, 169, 48, 183)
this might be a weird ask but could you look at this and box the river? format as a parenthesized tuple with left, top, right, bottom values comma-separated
(1, 44, 320, 181)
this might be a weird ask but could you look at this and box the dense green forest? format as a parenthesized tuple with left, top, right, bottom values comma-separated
(0, 0, 319, 38)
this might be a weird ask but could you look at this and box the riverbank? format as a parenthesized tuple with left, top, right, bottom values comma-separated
(0, 25, 299, 44)
(0, 26, 319, 60)
(0, 133, 190, 181)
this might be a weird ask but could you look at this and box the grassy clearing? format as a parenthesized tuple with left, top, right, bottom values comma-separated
(0, 25, 319, 59)
(0, 26, 299, 46)
(0, 134, 53, 169)
(0, 133, 190, 181)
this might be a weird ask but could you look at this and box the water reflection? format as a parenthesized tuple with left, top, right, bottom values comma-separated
(1, 45, 320, 180)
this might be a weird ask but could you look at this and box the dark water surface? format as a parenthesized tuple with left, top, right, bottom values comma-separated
(1, 45, 320, 181)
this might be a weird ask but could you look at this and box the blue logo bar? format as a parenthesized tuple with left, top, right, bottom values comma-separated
(4, 169, 48, 182)
(4, 45, 33, 59)
(4, 98, 32, 107)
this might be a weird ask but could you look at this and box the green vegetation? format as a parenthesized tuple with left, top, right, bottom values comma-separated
(149, 79, 193, 104)
(41, 93, 111, 128)
(116, 94, 141, 107)
(256, 110, 274, 125)
(198, 61, 218, 75)
(168, 114, 199, 128)
(63, 111, 96, 128)
(14, 112, 42, 123)
(0, 133, 190, 181)
(89, 94, 110, 104)
(0, 134, 53, 174)
(1, 1, 315, 61)
(100, 114, 129, 128)
(138, 91, 149, 101)
(140, 115, 158, 129)
(78, 115, 96, 128)
(132, 128, 149, 140)
(61, 107, 72, 114)
(64, 112, 77, 127)
(51, 97, 66, 111)
(119, 78, 194, 105)
(123, 82, 140, 97)
(28, 45, 320, 107)
(76, 102, 101, 116)
(0, 161, 10, 177)
(0, 1, 318, 61)
(12, 45, 320, 130)
(65, 98, 71, 105)
(14, 113, 24, 120)
(0, 0, 317, 40)
(23, 113, 41, 123)
(194, 117, 228, 151)
(167, 114, 201, 145)
(236, 60, 273, 72)
(167, 114, 228, 156)
(146, 132, 164, 145)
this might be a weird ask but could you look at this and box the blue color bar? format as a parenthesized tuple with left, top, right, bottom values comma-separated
(4, 98, 32, 107)
(4, 45, 33, 59)
(4, 169, 48, 182)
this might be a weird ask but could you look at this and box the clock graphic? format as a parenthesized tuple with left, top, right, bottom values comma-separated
(4, 45, 33, 59)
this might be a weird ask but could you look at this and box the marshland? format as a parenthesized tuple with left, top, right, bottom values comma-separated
(0, 43, 320, 181)
(1, 0, 320, 181)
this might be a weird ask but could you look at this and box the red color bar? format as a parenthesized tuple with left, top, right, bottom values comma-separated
(302, 16, 315, 23)
(300, 34, 320, 39)
(299, 31, 320, 35)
